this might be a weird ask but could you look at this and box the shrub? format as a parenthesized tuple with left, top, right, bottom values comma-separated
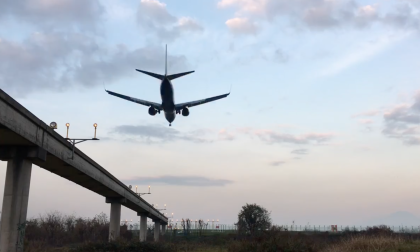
(364, 225, 393, 236)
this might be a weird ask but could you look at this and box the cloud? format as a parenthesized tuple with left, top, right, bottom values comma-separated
(252, 130, 334, 145)
(138, 0, 176, 25)
(273, 49, 289, 63)
(0, 0, 104, 30)
(352, 110, 383, 118)
(382, 2, 420, 29)
(0, 1, 197, 97)
(382, 91, 420, 145)
(0, 34, 189, 96)
(270, 161, 286, 167)
(112, 124, 210, 144)
(178, 17, 204, 32)
(358, 119, 374, 125)
(352, 111, 377, 132)
(137, 0, 203, 41)
(225, 17, 259, 35)
(218, 129, 236, 141)
(291, 149, 308, 155)
(102, 1, 136, 21)
(71, 44, 189, 86)
(123, 175, 234, 187)
(320, 31, 412, 76)
(217, 0, 420, 34)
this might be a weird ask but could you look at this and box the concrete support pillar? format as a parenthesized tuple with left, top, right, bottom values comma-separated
(0, 158, 32, 252)
(139, 214, 147, 242)
(161, 224, 166, 235)
(154, 221, 160, 242)
(109, 203, 121, 241)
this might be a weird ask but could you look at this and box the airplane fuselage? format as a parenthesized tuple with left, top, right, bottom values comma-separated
(160, 78, 176, 123)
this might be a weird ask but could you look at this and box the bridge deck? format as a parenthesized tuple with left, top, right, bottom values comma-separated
(0, 89, 167, 224)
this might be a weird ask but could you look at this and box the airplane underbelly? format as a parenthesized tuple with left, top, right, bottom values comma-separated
(165, 111, 175, 123)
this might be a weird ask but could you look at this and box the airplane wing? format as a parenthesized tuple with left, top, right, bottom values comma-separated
(106, 90, 162, 110)
(175, 93, 230, 110)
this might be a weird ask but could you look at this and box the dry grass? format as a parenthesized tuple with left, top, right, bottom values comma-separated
(322, 235, 420, 252)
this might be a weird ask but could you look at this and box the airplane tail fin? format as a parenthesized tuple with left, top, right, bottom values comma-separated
(165, 44, 168, 76)
(135, 45, 194, 81)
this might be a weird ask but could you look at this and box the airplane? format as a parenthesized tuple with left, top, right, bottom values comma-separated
(105, 45, 230, 126)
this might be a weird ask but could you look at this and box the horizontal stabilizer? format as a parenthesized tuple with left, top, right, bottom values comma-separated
(167, 71, 195, 80)
(136, 69, 165, 80)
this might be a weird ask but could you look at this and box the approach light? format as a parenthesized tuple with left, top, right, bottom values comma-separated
(49, 122, 57, 129)
(66, 123, 70, 138)
(93, 123, 98, 138)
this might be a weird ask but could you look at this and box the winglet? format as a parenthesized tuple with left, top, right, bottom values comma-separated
(165, 44, 168, 76)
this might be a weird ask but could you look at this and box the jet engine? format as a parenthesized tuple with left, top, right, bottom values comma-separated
(182, 107, 189, 116)
(148, 106, 157, 116)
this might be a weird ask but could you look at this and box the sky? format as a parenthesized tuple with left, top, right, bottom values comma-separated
(1, 0, 420, 227)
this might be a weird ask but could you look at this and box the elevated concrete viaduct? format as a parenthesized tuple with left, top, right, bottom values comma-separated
(0, 89, 167, 251)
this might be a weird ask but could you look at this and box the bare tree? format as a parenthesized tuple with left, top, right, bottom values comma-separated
(197, 219, 208, 236)
(181, 218, 192, 235)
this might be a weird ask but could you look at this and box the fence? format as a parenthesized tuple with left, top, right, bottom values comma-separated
(127, 223, 238, 232)
(276, 225, 420, 234)
(124, 223, 420, 234)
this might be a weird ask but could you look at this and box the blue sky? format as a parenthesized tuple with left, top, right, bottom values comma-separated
(1, 0, 420, 226)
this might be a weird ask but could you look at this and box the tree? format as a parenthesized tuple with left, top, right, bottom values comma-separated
(236, 203, 272, 235)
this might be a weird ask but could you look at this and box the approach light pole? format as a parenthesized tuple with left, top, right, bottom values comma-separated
(158, 204, 167, 211)
(154, 204, 167, 211)
(65, 123, 100, 159)
(208, 219, 219, 230)
(135, 185, 151, 197)
(121, 219, 133, 227)
(165, 213, 174, 229)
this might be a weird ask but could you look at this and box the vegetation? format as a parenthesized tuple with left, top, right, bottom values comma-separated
(20, 207, 420, 252)
(236, 203, 272, 236)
